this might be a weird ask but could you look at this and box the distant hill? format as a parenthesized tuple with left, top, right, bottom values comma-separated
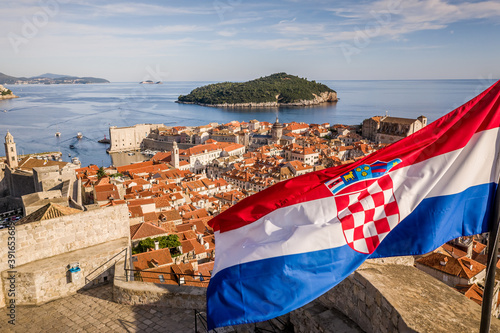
(0, 72, 110, 84)
(31, 73, 67, 79)
(177, 73, 337, 107)
(0, 72, 27, 84)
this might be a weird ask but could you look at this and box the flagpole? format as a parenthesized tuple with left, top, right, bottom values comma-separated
(480, 180, 500, 333)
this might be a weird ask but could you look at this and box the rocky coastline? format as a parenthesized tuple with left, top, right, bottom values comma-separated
(177, 91, 338, 108)
(0, 84, 18, 100)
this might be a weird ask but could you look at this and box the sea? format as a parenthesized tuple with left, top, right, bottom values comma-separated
(0, 79, 497, 167)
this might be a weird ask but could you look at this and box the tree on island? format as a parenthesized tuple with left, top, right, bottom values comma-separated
(177, 72, 336, 105)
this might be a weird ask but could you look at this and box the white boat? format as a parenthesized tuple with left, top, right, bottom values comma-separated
(76, 132, 83, 139)
(55, 131, 61, 137)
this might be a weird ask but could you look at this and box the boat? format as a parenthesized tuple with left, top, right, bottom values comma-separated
(98, 135, 111, 144)
(68, 153, 71, 157)
(69, 145, 75, 149)
(55, 131, 61, 137)
(76, 132, 83, 139)
(128, 152, 135, 156)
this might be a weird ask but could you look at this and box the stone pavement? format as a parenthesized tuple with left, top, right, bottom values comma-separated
(0, 284, 292, 333)
(0, 284, 199, 333)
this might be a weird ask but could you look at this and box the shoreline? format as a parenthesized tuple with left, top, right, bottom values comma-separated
(176, 100, 339, 108)
(0, 95, 19, 100)
(176, 91, 338, 108)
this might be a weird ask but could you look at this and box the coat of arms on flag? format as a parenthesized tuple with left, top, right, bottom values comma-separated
(324, 159, 401, 254)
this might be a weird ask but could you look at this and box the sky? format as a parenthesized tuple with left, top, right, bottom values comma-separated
(1, 0, 499, 82)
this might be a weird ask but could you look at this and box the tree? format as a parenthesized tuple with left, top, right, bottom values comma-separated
(157, 235, 181, 249)
(132, 235, 182, 255)
(97, 166, 106, 179)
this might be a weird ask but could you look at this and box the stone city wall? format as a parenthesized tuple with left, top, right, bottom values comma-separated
(0, 205, 130, 272)
(0, 205, 129, 273)
(1, 238, 128, 306)
(292, 260, 500, 333)
(0, 205, 130, 308)
(142, 138, 196, 152)
(108, 124, 163, 153)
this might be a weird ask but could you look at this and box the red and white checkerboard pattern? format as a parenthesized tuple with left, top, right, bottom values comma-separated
(335, 176, 400, 254)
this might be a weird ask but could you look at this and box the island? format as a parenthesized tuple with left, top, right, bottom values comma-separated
(176, 72, 338, 107)
(0, 84, 18, 100)
(0, 72, 110, 85)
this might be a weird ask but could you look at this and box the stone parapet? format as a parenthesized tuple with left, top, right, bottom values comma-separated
(314, 262, 500, 333)
(1, 238, 128, 306)
(0, 205, 130, 273)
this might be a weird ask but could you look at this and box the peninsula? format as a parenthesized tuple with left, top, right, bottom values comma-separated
(0, 72, 110, 85)
(177, 72, 338, 107)
(0, 84, 18, 100)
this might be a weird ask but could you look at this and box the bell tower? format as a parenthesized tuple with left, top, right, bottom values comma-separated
(4, 131, 18, 169)
(172, 141, 179, 169)
(272, 116, 283, 141)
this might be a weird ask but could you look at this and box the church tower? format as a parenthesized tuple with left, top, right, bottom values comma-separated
(172, 141, 179, 169)
(4, 131, 18, 169)
(271, 116, 283, 141)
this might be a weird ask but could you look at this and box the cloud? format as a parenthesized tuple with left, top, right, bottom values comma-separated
(89, 2, 215, 17)
(330, 0, 500, 39)
(217, 29, 238, 37)
(218, 17, 263, 26)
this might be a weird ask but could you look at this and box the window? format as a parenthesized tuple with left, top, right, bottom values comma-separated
(10, 147, 13, 152)
(159, 275, 165, 283)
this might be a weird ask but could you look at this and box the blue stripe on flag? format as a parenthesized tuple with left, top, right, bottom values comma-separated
(207, 244, 368, 329)
(370, 182, 496, 259)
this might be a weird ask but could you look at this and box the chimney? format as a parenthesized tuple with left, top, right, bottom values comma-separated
(154, 240, 159, 251)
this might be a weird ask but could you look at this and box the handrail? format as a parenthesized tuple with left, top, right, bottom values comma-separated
(124, 267, 211, 286)
(85, 247, 128, 284)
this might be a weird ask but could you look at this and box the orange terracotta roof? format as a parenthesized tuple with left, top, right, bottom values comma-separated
(416, 253, 485, 279)
(130, 223, 168, 240)
(94, 184, 120, 202)
(18, 203, 81, 225)
(180, 239, 206, 255)
(132, 248, 173, 271)
(127, 198, 155, 207)
(129, 206, 144, 218)
(455, 284, 483, 306)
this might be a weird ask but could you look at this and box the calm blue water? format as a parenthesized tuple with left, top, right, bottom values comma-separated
(0, 79, 497, 167)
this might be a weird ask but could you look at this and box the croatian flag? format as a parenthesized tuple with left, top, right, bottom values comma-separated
(207, 81, 500, 329)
